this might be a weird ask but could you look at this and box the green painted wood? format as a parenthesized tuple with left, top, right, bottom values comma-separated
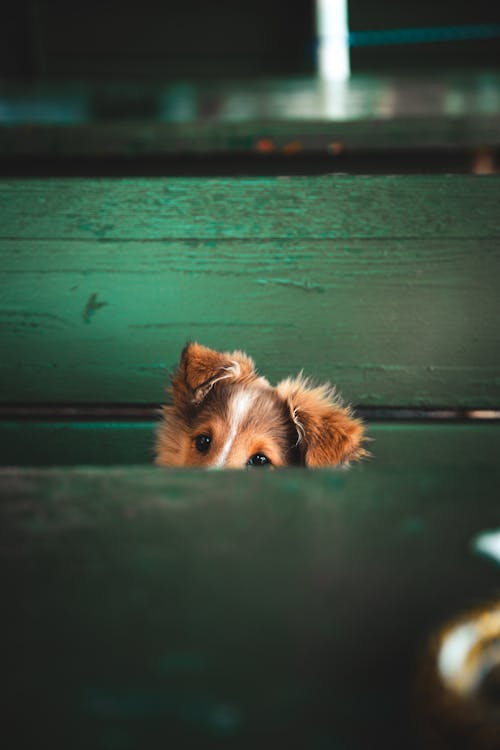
(1, 421, 499, 468)
(1, 240, 499, 404)
(1, 462, 499, 748)
(2, 176, 499, 239)
(0, 421, 155, 466)
(1, 177, 499, 406)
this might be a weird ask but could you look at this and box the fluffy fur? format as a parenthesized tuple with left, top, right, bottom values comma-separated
(155, 342, 367, 469)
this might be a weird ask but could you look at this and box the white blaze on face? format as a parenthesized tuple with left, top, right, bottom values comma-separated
(213, 390, 255, 468)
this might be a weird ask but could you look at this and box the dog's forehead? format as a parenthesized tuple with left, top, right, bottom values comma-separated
(196, 380, 284, 422)
(203, 382, 296, 468)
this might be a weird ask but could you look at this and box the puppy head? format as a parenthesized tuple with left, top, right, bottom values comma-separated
(155, 342, 298, 468)
(155, 343, 366, 468)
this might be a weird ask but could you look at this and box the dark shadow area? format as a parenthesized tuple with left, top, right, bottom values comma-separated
(0, 149, 493, 176)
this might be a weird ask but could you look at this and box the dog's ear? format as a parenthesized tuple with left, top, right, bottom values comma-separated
(276, 375, 367, 467)
(170, 342, 257, 405)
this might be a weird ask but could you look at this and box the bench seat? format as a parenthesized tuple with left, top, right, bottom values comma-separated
(0, 420, 499, 467)
(2, 460, 499, 749)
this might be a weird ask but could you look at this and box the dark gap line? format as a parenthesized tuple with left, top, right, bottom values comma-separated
(0, 150, 495, 177)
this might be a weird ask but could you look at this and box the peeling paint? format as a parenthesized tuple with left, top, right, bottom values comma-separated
(82, 292, 108, 323)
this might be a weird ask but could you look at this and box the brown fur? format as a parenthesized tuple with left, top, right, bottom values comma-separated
(155, 342, 367, 468)
(276, 375, 368, 467)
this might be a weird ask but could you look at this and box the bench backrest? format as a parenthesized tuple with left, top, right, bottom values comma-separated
(1, 174, 499, 411)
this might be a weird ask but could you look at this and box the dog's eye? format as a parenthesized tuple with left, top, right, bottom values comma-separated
(247, 453, 272, 467)
(194, 434, 211, 453)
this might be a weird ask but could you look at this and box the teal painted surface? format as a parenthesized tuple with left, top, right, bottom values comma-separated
(1, 251, 499, 403)
(2, 176, 499, 239)
(1, 462, 499, 748)
(0, 421, 155, 465)
(1, 421, 499, 467)
(1, 176, 499, 406)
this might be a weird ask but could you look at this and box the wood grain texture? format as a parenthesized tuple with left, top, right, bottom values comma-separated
(1, 421, 499, 467)
(1, 176, 499, 406)
(1, 462, 500, 748)
(2, 176, 499, 239)
(1, 239, 499, 405)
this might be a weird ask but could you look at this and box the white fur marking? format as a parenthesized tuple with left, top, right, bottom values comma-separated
(213, 390, 254, 468)
(291, 406, 305, 446)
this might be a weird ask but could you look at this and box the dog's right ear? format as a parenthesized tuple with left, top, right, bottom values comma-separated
(169, 342, 257, 405)
(276, 374, 367, 467)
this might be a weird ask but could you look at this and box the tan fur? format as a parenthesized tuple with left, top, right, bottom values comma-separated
(276, 374, 368, 467)
(170, 342, 264, 405)
(155, 343, 367, 469)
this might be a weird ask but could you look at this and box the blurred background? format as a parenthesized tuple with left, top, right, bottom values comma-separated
(2, 0, 500, 77)
(0, 0, 499, 175)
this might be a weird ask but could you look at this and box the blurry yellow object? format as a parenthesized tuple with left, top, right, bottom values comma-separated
(419, 602, 500, 749)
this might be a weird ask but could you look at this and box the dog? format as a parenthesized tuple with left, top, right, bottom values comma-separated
(155, 342, 367, 468)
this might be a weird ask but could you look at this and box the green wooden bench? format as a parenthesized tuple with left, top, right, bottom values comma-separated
(1, 173, 500, 748)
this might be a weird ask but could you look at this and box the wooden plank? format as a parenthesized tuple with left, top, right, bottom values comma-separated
(2, 176, 499, 239)
(1, 74, 499, 154)
(1, 177, 499, 406)
(1, 421, 499, 468)
(2, 116, 500, 158)
(1, 462, 500, 748)
(0, 421, 155, 466)
(1, 233, 499, 406)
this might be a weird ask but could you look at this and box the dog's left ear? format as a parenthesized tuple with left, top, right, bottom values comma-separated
(276, 375, 367, 467)
(170, 341, 257, 405)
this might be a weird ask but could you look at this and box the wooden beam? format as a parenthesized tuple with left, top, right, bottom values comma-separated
(1, 176, 499, 406)
(1, 461, 499, 747)
(1, 421, 499, 468)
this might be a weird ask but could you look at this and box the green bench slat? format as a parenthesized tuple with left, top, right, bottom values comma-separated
(2, 176, 499, 239)
(2, 116, 500, 157)
(2, 462, 499, 748)
(1, 73, 500, 154)
(0, 421, 155, 466)
(1, 237, 498, 405)
(1, 422, 499, 468)
(1, 175, 499, 407)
